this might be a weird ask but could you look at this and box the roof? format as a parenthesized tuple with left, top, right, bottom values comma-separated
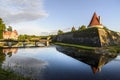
(3, 30, 18, 35)
(91, 67, 99, 74)
(88, 12, 102, 27)
(3, 31, 12, 35)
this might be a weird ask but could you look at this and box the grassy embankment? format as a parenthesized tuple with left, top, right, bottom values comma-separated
(54, 42, 120, 53)
(54, 42, 96, 50)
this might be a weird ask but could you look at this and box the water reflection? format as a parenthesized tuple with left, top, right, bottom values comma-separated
(0, 48, 18, 64)
(3, 48, 18, 54)
(0, 49, 6, 66)
(0, 48, 48, 80)
(56, 45, 117, 74)
(0, 47, 119, 80)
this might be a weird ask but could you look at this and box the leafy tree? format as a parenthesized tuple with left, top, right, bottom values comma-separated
(7, 26, 12, 32)
(71, 26, 76, 32)
(18, 34, 41, 41)
(0, 18, 6, 31)
(78, 25, 86, 31)
(57, 30, 63, 35)
(0, 18, 6, 39)
(18, 35, 26, 40)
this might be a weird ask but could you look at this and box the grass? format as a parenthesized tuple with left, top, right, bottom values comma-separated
(54, 42, 96, 50)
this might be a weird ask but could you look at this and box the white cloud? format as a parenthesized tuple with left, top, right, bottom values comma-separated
(0, 0, 48, 24)
(12, 22, 49, 35)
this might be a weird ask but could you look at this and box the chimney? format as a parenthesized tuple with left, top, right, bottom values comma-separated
(98, 16, 101, 24)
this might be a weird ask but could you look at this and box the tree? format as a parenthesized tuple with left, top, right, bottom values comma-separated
(0, 18, 6, 31)
(18, 35, 26, 40)
(71, 26, 76, 32)
(7, 26, 12, 32)
(57, 30, 63, 35)
(0, 18, 6, 39)
(78, 25, 86, 31)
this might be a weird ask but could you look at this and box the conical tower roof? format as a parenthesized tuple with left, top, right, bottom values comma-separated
(88, 12, 102, 27)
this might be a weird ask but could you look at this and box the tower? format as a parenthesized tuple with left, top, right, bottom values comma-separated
(88, 12, 103, 28)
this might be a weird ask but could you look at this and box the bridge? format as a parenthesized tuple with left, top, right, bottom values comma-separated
(0, 37, 51, 48)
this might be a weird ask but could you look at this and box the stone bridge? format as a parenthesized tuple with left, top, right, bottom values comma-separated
(0, 37, 51, 47)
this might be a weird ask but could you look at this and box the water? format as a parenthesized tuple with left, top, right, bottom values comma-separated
(0, 46, 120, 80)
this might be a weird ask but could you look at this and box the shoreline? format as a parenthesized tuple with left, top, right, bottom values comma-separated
(54, 42, 96, 50)
(0, 46, 47, 49)
(54, 42, 120, 53)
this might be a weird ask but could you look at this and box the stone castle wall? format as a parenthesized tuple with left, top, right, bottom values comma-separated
(98, 28, 120, 46)
(53, 28, 120, 47)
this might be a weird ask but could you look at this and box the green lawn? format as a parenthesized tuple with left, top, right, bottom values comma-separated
(54, 42, 96, 50)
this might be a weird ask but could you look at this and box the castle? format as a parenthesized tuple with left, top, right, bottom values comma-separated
(54, 12, 120, 47)
(3, 30, 18, 40)
(88, 12, 103, 28)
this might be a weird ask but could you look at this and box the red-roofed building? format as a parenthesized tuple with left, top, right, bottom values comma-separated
(3, 30, 18, 40)
(88, 12, 103, 28)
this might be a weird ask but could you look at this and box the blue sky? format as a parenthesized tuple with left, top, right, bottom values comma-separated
(0, 0, 120, 35)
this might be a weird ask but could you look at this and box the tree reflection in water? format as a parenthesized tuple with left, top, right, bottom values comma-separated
(56, 45, 117, 74)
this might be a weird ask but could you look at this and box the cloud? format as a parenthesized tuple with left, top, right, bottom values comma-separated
(0, 0, 48, 24)
(12, 22, 50, 35)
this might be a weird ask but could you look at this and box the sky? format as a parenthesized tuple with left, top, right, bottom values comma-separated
(0, 0, 120, 35)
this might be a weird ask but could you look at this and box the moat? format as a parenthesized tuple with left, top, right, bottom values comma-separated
(0, 46, 120, 80)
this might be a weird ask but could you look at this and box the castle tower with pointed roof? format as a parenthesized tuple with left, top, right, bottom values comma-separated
(88, 12, 103, 28)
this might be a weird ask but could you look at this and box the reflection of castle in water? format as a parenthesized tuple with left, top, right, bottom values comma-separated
(2, 48, 18, 54)
(56, 46, 117, 74)
(0, 48, 18, 58)
(91, 56, 107, 74)
(0, 48, 18, 65)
